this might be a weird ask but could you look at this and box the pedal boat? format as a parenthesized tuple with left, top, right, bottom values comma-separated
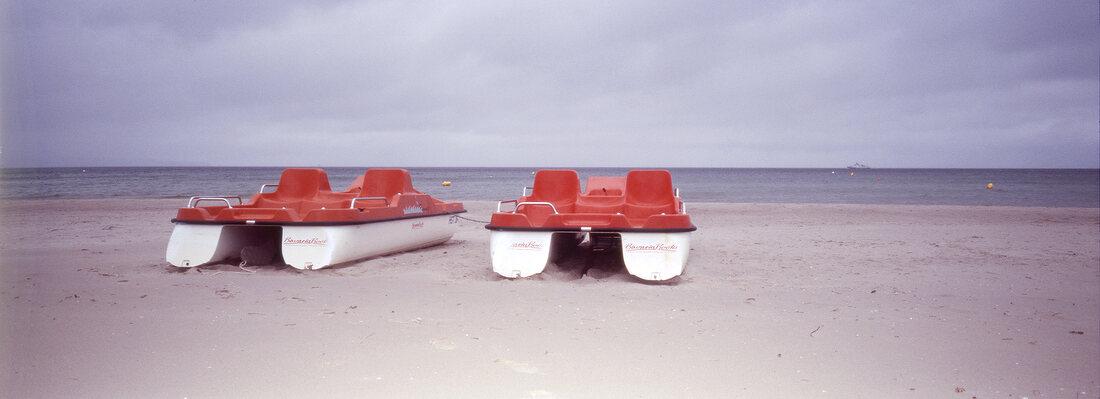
(485, 170, 696, 281)
(166, 168, 466, 270)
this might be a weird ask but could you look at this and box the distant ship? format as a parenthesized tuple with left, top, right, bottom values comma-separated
(847, 163, 871, 169)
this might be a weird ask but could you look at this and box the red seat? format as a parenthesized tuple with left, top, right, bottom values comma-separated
(518, 170, 580, 226)
(358, 169, 419, 197)
(249, 168, 350, 215)
(522, 170, 579, 213)
(250, 168, 333, 207)
(341, 169, 420, 209)
(275, 168, 332, 199)
(624, 170, 677, 222)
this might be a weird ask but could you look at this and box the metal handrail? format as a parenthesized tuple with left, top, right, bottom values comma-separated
(496, 200, 559, 214)
(260, 184, 279, 193)
(350, 197, 390, 209)
(515, 201, 559, 214)
(188, 196, 243, 208)
(676, 188, 684, 214)
(497, 200, 518, 212)
(522, 186, 533, 197)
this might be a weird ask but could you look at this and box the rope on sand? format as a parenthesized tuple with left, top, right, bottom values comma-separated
(238, 260, 257, 274)
(454, 214, 490, 224)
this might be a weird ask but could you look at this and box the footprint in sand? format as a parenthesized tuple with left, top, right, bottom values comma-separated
(388, 317, 423, 326)
(493, 358, 539, 374)
(429, 337, 457, 350)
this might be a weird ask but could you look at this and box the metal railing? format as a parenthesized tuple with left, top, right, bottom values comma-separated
(497, 200, 559, 214)
(187, 196, 243, 208)
(499, 186, 687, 214)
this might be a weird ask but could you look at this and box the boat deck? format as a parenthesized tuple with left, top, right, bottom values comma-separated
(174, 168, 464, 225)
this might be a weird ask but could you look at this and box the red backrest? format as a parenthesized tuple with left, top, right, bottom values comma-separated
(273, 168, 332, 200)
(527, 170, 580, 206)
(358, 169, 419, 198)
(625, 170, 674, 205)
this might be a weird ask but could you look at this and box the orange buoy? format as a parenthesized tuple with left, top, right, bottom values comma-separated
(442, 181, 452, 186)
(986, 183, 994, 189)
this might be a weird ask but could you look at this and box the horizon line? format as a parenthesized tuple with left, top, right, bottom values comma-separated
(2, 165, 1098, 171)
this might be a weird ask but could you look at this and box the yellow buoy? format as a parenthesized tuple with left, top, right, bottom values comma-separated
(442, 181, 452, 186)
(850, 172, 854, 176)
(986, 183, 993, 189)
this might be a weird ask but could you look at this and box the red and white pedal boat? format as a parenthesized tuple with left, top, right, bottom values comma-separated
(485, 170, 696, 281)
(167, 168, 465, 270)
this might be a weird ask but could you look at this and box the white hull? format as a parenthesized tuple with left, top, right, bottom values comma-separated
(489, 231, 555, 278)
(167, 214, 459, 270)
(619, 232, 691, 281)
(488, 230, 691, 281)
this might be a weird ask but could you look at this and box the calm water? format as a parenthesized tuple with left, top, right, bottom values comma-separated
(0, 167, 1097, 207)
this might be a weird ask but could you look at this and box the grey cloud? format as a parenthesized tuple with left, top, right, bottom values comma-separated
(2, 0, 1096, 168)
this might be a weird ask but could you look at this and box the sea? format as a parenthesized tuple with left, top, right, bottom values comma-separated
(0, 167, 1097, 208)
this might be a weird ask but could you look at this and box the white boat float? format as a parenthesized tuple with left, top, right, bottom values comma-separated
(485, 169, 696, 281)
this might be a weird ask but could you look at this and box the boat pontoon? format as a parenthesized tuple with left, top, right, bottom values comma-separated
(166, 168, 466, 270)
(485, 170, 696, 281)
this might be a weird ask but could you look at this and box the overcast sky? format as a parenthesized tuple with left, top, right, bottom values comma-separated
(2, 1, 1097, 168)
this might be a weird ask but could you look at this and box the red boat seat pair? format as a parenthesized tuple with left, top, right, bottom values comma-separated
(177, 168, 466, 223)
(255, 168, 425, 208)
(514, 169, 682, 228)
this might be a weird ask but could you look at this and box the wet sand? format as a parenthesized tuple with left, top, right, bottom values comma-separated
(1, 199, 1097, 398)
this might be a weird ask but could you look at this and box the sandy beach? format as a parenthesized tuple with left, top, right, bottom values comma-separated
(1, 199, 1097, 398)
